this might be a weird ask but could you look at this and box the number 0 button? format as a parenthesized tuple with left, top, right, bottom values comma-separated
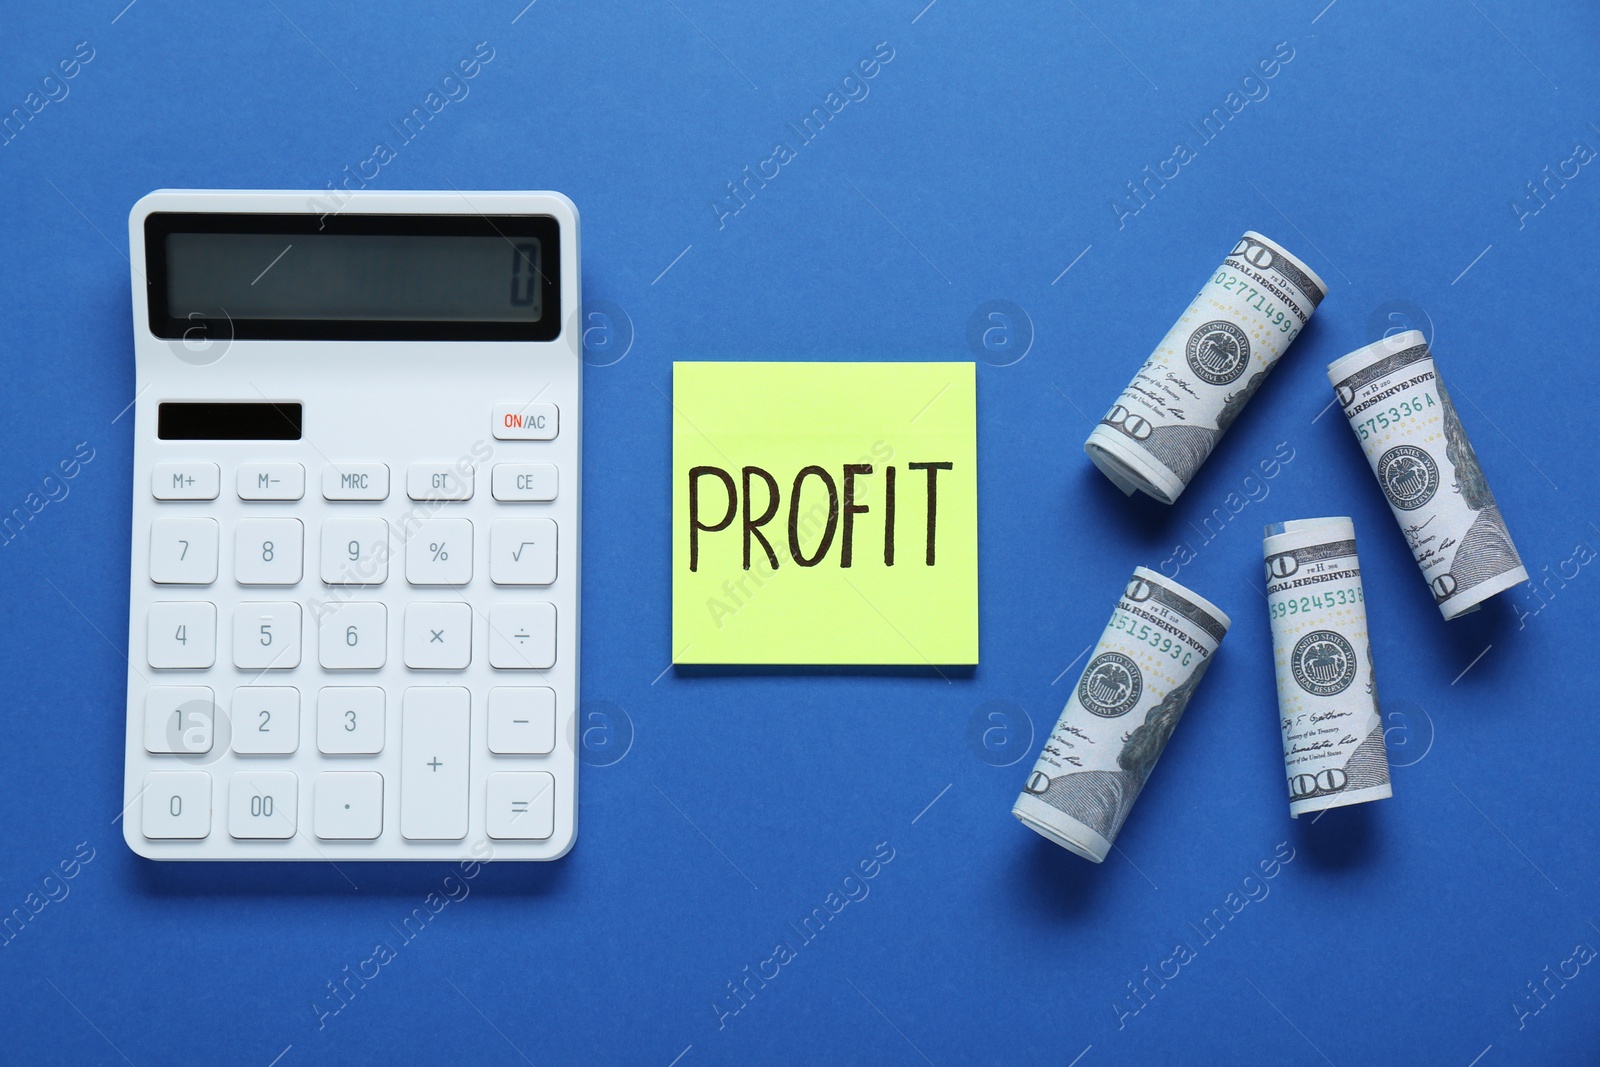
(141, 771, 212, 840)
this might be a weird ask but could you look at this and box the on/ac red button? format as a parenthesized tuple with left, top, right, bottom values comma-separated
(493, 403, 559, 441)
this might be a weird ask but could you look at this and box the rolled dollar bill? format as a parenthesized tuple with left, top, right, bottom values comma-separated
(1264, 517, 1392, 817)
(1014, 567, 1229, 862)
(1328, 331, 1527, 619)
(1085, 231, 1327, 504)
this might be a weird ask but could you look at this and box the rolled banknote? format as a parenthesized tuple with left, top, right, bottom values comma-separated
(1014, 567, 1229, 862)
(1328, 331, 1527, 619)
(1264, 517, 1392, 817)
(1085, 231, 1327, 504)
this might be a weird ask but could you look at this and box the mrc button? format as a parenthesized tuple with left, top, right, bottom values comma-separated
(322, 463, 390, 501)
(493, 403, 558, 441)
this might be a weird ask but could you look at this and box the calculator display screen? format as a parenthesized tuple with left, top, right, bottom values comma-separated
(145, 213, 562, 342)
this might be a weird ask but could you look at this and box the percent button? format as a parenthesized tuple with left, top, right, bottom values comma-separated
(490, 519, 558, 586)
(406, 518, 474, 586)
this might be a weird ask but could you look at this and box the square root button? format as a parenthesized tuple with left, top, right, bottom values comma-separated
(486, 772, 554, 840)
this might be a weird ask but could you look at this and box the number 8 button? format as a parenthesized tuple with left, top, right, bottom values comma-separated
(236, 518, 303, 585)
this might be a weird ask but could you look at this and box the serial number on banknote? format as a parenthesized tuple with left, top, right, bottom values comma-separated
(1268, 587, 1365, 619)
(1353, 393, 1436, 441)
(1208, 269, 1300, 337)
(1109, 612, 1196, 666)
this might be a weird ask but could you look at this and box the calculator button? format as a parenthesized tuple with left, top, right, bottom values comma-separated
(232, 602, 302, 670)
(493, 402, 558, 440)
(404, 602, 473, 670)
(147, 602, 216, 669)
(407, 463, 474, 502)
(406, 518, 473, 586)
(314, 772, 384, 840)
(486, 772, 555, 840)
(228, 771, 298, 839)
(235, 518, 304, 585)
(401, 687, 470, 840)
(491, 463, 558, 502)
(322, 463, 390, 501)
(149, 517, 219, 585)
(317, 687, 385, 754)
(490, 519, 558, 585)
(488, 687, 556, 754)
(143, 686, 215, 754)
(238, 462, 305, 501)
(488, 603, 557, 669)
(318, 602, 387, 670)
(230, 686, 300, 755)
(321, 518, 390, 585)
(141, 771, 212, 839)
(152, 462, 219, 500)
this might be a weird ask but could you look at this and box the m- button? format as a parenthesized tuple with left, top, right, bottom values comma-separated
(322, 463, 390, 501)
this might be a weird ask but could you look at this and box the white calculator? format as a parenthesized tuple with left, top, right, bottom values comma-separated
(122, 190, 580, 861)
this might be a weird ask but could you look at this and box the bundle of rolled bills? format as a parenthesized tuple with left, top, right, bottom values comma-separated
(1014, 568, 1229, 861)
(1328, 331, 1527, 619)
(1085, 232, 1326, 504)
(1264, 516, 1392, 817)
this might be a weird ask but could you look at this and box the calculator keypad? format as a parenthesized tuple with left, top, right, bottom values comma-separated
(134, 454, 567, 856)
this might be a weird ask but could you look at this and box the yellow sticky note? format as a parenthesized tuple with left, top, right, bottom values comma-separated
(672, 361, 978, 665)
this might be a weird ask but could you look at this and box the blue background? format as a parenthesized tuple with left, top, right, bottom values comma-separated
(3, 1, 1598, 1063)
